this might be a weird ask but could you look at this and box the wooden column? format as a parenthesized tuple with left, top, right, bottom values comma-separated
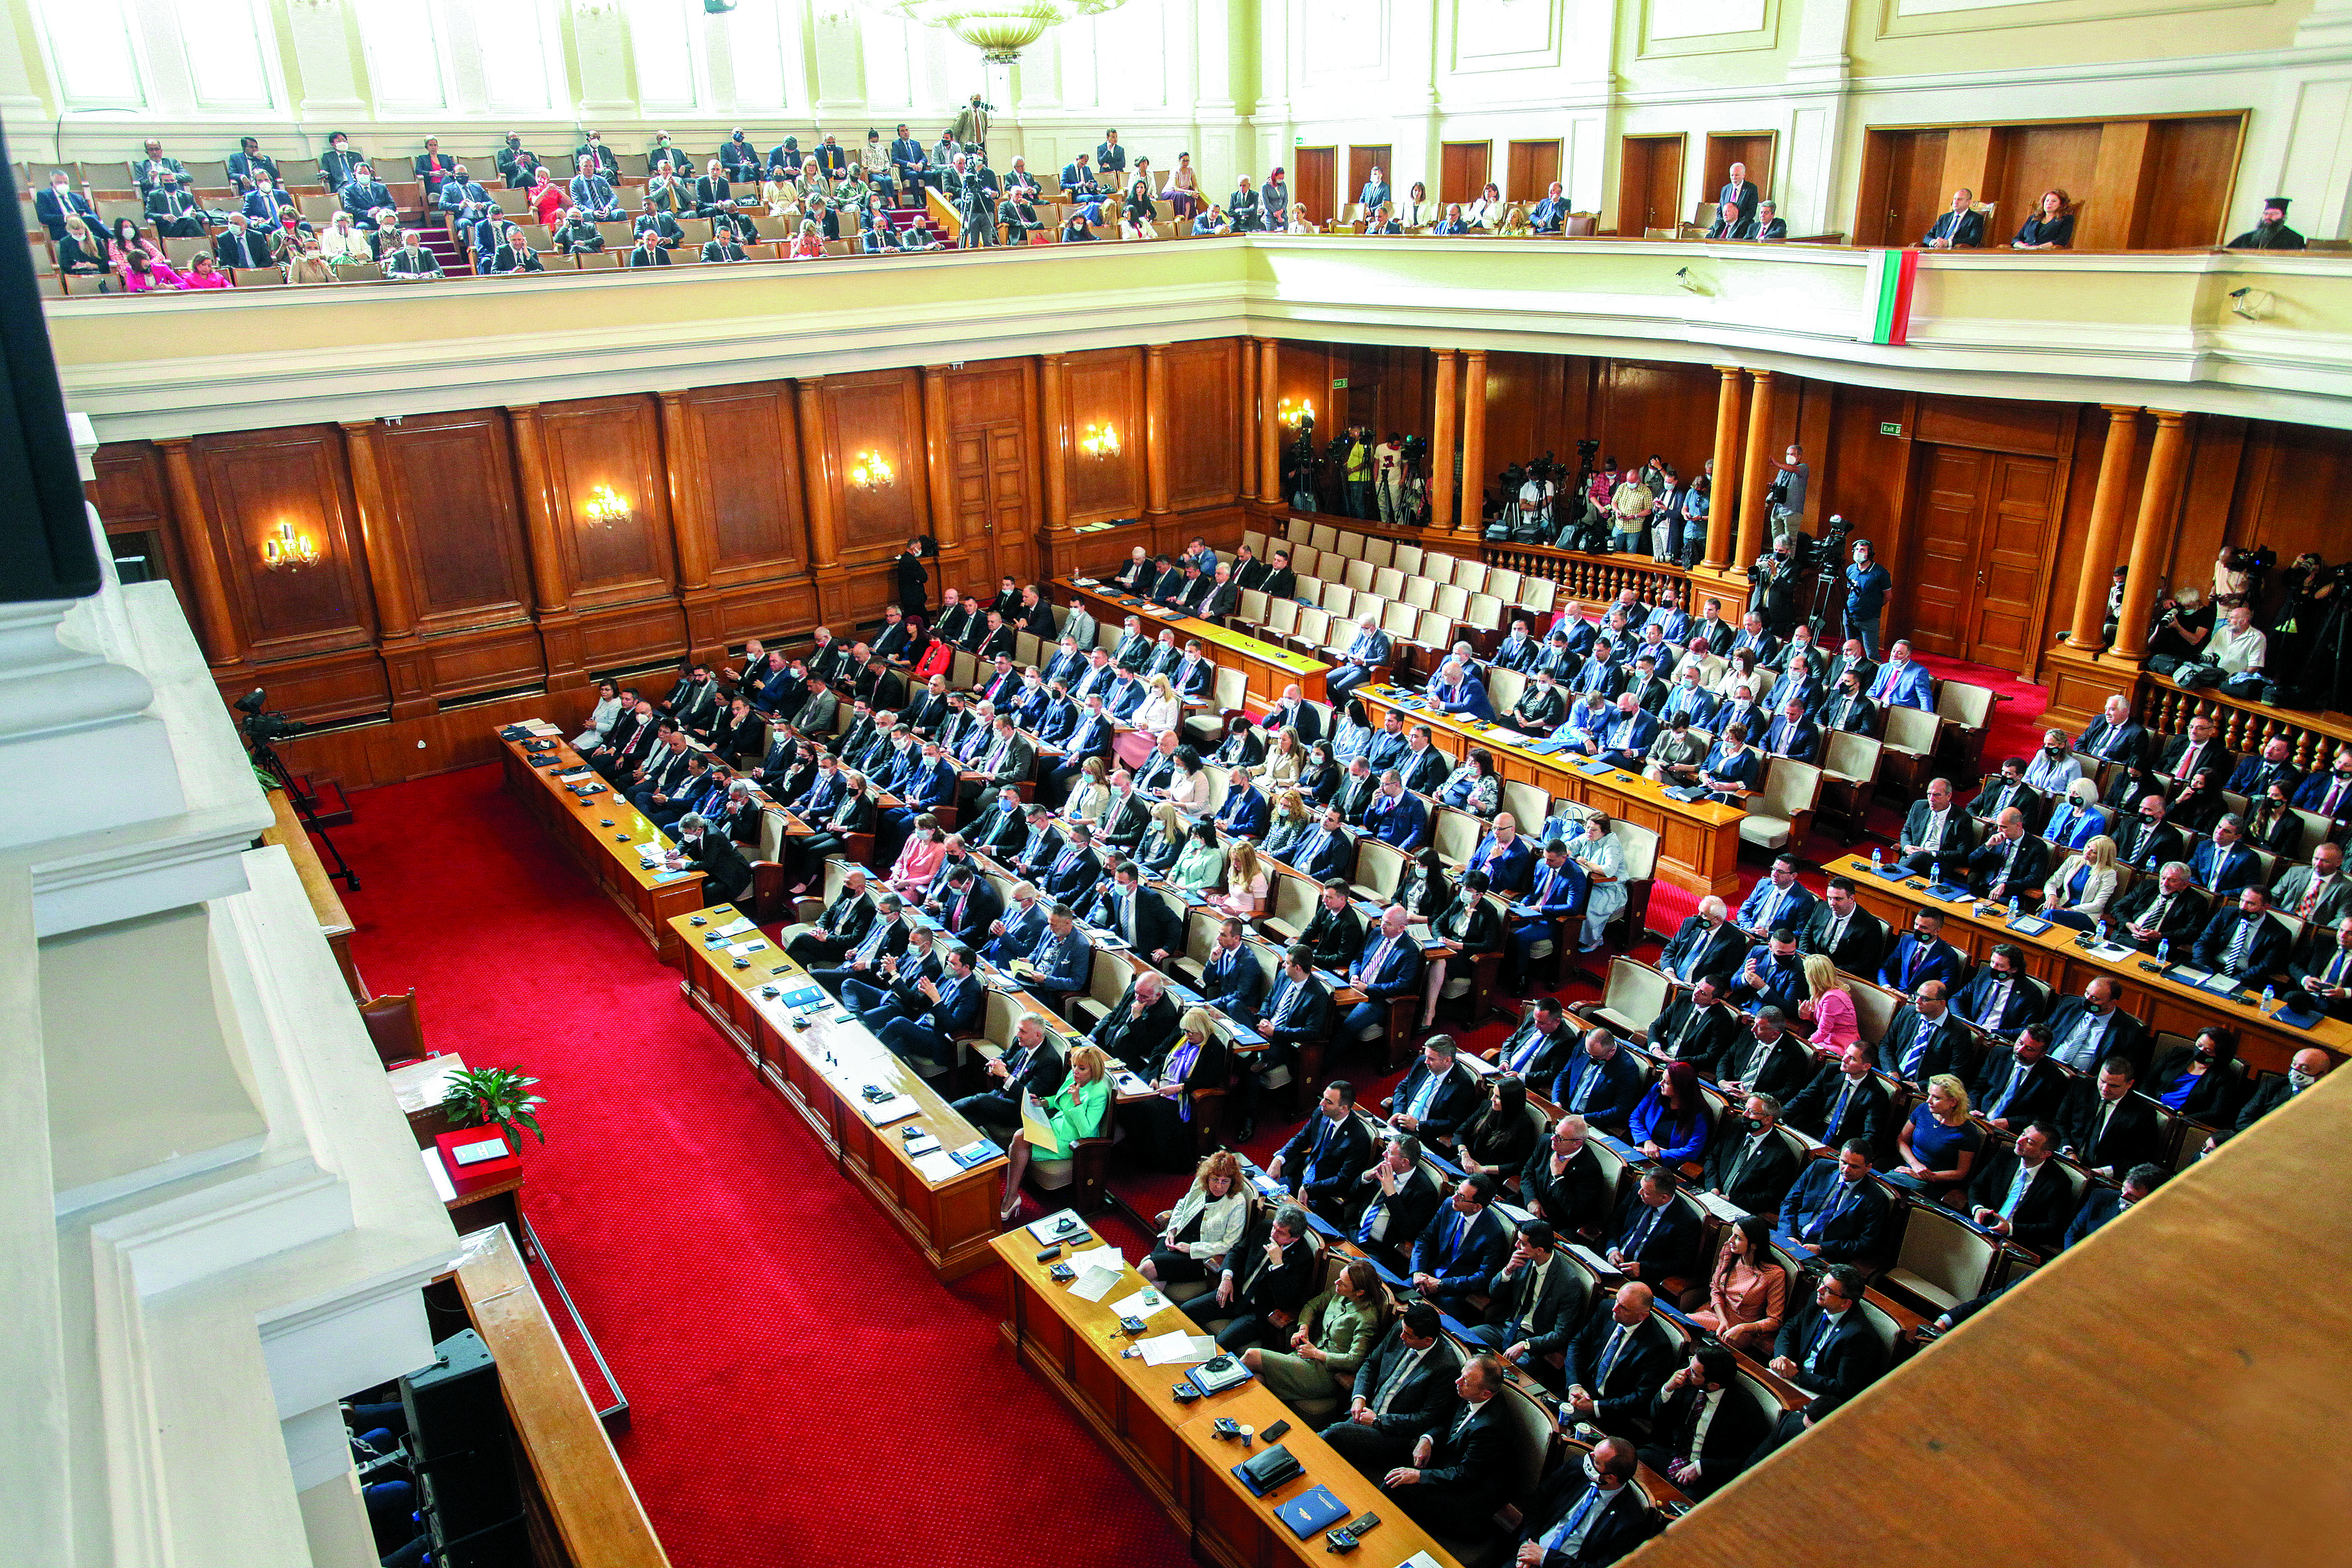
(1239, 335, 1260, 501)
(1457, 350, 1487, 536)
(655, 391, 722, 661)
(792, 378, 842, 578)
(1705, 365, 1744, 568)
(339, 419, 433, 718)
(1144, 343, 1171, 518)
(1431, 351, 1458, 538)
(1257, 338, 1281, 512)
(1735, 369, 1777, 572)
(1038, 354, 1071, 535)
(2067, 406, 2144, 651)
(506, 404, 584, 688)
(2111, 410, 2193, 661)
(919, 364, 957, 548)
(154, 437, 243, 670)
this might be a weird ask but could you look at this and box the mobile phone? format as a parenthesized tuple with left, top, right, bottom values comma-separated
(1261, 1419, 1291, 1443)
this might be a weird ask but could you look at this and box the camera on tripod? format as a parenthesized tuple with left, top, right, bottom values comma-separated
(234, 687, 307, 744)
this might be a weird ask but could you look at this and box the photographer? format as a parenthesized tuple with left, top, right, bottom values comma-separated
(1751, 535, 1803, 638)
(2209, 603, 2268, 696)
(1342, 426, 1373, 518)
(2272, 554, 2342, 700)
(1767, 442, 1810, 530)
(2147, 586, 2215, 666)
(1375, 433, 1407, 524)
(1844, 538, 1893, 659)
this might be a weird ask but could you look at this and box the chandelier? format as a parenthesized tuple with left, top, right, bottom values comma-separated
(876, 0, 1133, 62)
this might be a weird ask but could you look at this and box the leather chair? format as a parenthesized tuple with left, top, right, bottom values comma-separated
(360, 988, 426, 1068)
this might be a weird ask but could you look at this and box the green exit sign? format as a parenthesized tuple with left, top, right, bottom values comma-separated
(1879, 422, 1903, 436)
(1332, 378, 1349, 389)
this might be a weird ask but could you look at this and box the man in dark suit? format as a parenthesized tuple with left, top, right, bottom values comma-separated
(1549, 1030, 1648, 1129)
(1879, 909, 1968, 993)
(1517, 1435, 1661, 1567)
(1658, 898, 1747, 986)
(1630, 979, 1740, 1079)
(1603, 1168, 1698, 1285)
(2110, 861, 2204, 956)
(784, 868, 874, 965)
(1212, 1202, 1318, 1350)
(1800, 879, 1890, 977)
(2287, 920, 2352, 1022)
(867, 945, 988, 1074)
(1877, 982, 1972, 1086)
(1468, 1220, 1581, 1380)
(1713, 162, 1760, 230)
(1969, 759, 2045, 834)
(1263, 684, 1323, 743)
(1717, 1008, 1815, 1105)
(1968, 808, 2050, 905)
(1952, 944, 2051, 1034)
(1348, 1132, 1444, 1261)
(1410, 1174, 1512, 1317)
(2063, 1162, 2165, 1249)
(1640, 1346, 1768, 1500)
(1378, 1353, 1514, 1536)
(1784, 1143, 1892, 1263)
(1973, 1024, 2069, 1131)
(1966, 1120, 2077, 1253)
(1783, 1045, 1893, 1161)
(2044, 977, 2146, 1073)
(2076, 694, 2150, 767)
(2188, 818, 2262, 896)
(2192, 886, 2293, 986)
(2272, 844, 2351, 928)
(213, 216, 275, 270)
(668, 813, 751, 903)
(1770, 1264, 1886, 1402)
(1385, 1036, 1482, 1146)
(1702, 1092, 1803, 1218)
(32, 171, 100, 241)
(2154, 715, 2231, 793)
(931, 862, 1002, 949)
(1085, 969, 1181, 1072)
(1268, 1081, 1373, 1217)
(1562, 1283, 1678, 1438)
(1894, 777, 1972, 881)
(2059, 1057, 2163, 1177)
(1921, 188, 1986, 248)
(1320, 1302, 1464, 1477)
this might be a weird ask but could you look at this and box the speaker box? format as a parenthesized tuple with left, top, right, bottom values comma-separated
(400, 1328, 527, 1565)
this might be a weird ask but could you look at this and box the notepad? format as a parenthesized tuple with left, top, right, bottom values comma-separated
(1138, 1330, 1219, 1366)
(860, 1093, 919, 1126)
(1067, 1265, 1123, 1302)
(717, 915, 757, 937)
(725, 939, 769, 958)
(909, 1150, 961, 1184)
(1107, 1285, 1174, 1323)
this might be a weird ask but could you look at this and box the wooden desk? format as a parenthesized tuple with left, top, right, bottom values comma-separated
(499, 731, 707, 963)
(670, 907, 1008, 1280)
(1358, 684, 1747, 900)
(994, 1232, 1459, 1568)
(262, 786, 367, 1002)
(453, 1226, 670, 1568)
(1825, 854, 2351, 1075)
(1056, 577, 1332, 705)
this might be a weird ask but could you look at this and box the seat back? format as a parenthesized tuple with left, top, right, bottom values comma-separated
(1433, 584, 1470, 621)
(1487, 668, 1528, 717)
(1287, 515, 1315, 542)
(1321, 581, 1355, 616)
(1243, 528, 1269, 558)
(1295, 605, 1331, 649)
(1237, 589, 1269, 626)
(1759, 757, 1822, 822)
(1373, 566, 1407, 600)
(1264, 597, 1300, 639)
(1612, 820, 1659, 883)
(1364, 537, 1395, 569)
(1432, 806, 1483, 870)
(1851, 982, 1904, 1048)
(1213, 666, 1250, 717)
(1294, 550, 1323, 581)
(1601, 959, 1670, 1034)
(1488, 1378, 1555, 1506)
(1521, 577, 1558, 615)
(1883, 704, 1942, 755)
(1267, 869, 1322, 936)
(1310, 522, 1340, 552)
(1464, 591, 1506, 633)
(1453, 559, 1490, 593)
(1200, 764, 1233, 816)
(1334, 532, 1367, 561)
(1393, 544, 1425, 576)
(1344, 558, 1375, 593)
(1352, 836, 1407, 902)
(360, 988, 426, 1066)
(1417, 608, 1454, 649)
(1352, 589, 1386, 626)
(1486, 568, 1522, 605)
(1403, 576, 1437, 611)
(1381, 599, 1421, 640)
(1887, 1200, 2000, 1310)
(1090, 949, 1137, 1013)
(1824, 730, 1882, 785)
(1936, 680, 1994, 729)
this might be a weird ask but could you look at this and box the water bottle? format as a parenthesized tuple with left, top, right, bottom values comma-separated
(2157, 939, 2170, 966)
(2262, 984, 2276, 1013)
(2008, 896, 2021, 921)
(2096, 918, 2110, 947)
(1870, 847, 1883, 872)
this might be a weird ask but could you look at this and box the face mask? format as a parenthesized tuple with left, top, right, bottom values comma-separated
(2289, 1069, 2317, 1091)
(1581, 1454, 1602, 1484)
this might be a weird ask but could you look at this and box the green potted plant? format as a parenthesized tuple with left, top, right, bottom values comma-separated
(440, 1065, 548, 1153)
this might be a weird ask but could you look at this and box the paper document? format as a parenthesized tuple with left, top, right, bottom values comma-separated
(420, 1146, 457, 1204)
(1567, 1242, 1624, 1279)
(1696, 1191, 1751, 1223)
(1067, 1265, 1123, 1302)
(718, 916, 757, 937)
(725, 939, 769, 958)
(1070, 1243, 1126, 1275)
(1020, 1089, 1064, 1157)
(2088, 942, 2136, 961)
(903, 1134, 942, 1157)
(861, 1093, 919, 1126)
(909, 1150, 962, 1185)
(1139, 1331, 1219, 1366)
(1107, 1285, 1175, 1323)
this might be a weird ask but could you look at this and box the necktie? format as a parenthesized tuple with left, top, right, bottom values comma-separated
(2325, 947, 2350, 986)
(2325, 777, 2348, 815)
(1372, 1344, 1422, 1413)
(1903, 1016, 1930, 1078)
(1999, 1162, 2033, 1219)
(1992, 1060, 2025, 1119)
(1511, 1028, 1547, 1074)
(2300, 877, 2327, 918)
(1596, 1324, 1630, 1388)
(1409, 1068, 1442, 1119)
(1542, 1488, 1605, 1553)
(2174, 743, 2197, 781)
(1828, 1079, 1855, 1136)
(1624, 1206, 1658, 1256)
(2225, 917, 2254, 969)
(1269, 981, 1301, 1030)
(1804, 1311, 1835, 1371)
(2094, 1098, 2116, 1150)
(1366, 937, 1398, 987)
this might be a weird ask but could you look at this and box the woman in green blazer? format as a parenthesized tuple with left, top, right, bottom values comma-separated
(1243, 1258, 1386, 1405)
(1001, 1042, 1111, 1223)
(1173, 821, 1228, 893)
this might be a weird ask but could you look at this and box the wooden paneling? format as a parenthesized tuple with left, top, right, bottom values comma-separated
(1914, 394, 2067, 457)
(820, 368, 929, 555)
(376, 411, 533, 632)
(1594, 360, 1721, 479)
(218, 646, 388, 724)
(1617, 135, 1685, 236)
(1293, 147, 1335, 230)
(1989, 122, 2103, 242)
(1703, 133, 1776, 213)
(2138, 116, 2244, 248)
(678, 382, 807, 583)
(1904, 443, 2060, 672)
(1861, 129, 1950, 248)
(1909, 445, 1984, 657)
(425, 624, 548, 699)
(1346, 146, 1392, 210)
(1060, 347, 1146, 526)
(86, 442, 190, 609)
(538, 396, 674, 607)
(2218, 419, 2352, 575)
(577, 599, 689, 670)
(944, 358, 1038, 581)
(1506, 140, 1561, 204)
(1164, 340, 1241, 510)
(1440, 141, 1491, 206)
(193, 425, 376, 661)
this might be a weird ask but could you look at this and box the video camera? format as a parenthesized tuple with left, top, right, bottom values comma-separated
(233, 687, 307, 744)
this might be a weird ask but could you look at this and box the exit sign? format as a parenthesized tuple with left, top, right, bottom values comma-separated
(1879, 422, 1903, 436)
(1332, 378, 1349, 388)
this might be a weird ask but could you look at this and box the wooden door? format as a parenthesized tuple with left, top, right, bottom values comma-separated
(1294, 147, 1335, 231)
(1906, 445, 2057, 671)
(1348, 145, 1393, 214)
(1617, 135, 1684, 236)
(1441, 141, 1491, 206)
(1507, 139, 1561, 203)
(1865, 129, 1949, 247)
(1703, 132, 1776, 214)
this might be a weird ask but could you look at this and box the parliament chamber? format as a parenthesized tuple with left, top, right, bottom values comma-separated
(8, 1, 2352, 1567)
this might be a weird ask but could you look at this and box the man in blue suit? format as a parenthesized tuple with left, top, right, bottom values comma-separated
(877, 738, 957, 856)
(1737, 856, 1818, 937)
(1761, 698, 1821, 764)
(1201, 917, 1269, 1020)
(1571, 639, 1623, 700)
(1267, 1080, 1373, 1215)
(1429, 659, 1495, 723)
(2189, 816, 2262, 894)
(870, 945, 988, 1073)
(1325, 614, 1392, 704)
(1510, 840, 1587, 983)
(1561, 693, 1612, 753)
(1784, 1142, 1893, 1263)
(33, 171, 99, 240)
(1729, 928, 1809, 1016)
(1603, 1168, 1699, 1284)
(1549, 1029, 1644, 1127)
(2193, 886, 2293, 985)
(2291, 747, 2352, 817)
(980, 883, 1051, 967)
(1880, 909, 1968, 992)
(1343, 905, 1422, 1041)
(1410, 1174, 1511, 1318)
(1216, 773, 1271, 838)
(1366, 771, 1429, 850)
(1281, 805, 1354, 882)
(1464, 815, 1536, 896)
(1661, 669, 1719, 730)
(1385, 1035, 1481, 1145)
(1011, 904, 1093, 1014)
(1866, 640, 1935, 710)
(1038, 825, 1103, 905)
(1594, 694, 1661, 770)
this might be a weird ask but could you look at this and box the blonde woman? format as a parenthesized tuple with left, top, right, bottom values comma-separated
(1000, 1043, 1110, 1223)
(1257, 726, 1306, 791)
(1796, 952, 1858, 1055)
(2042, 833, 2119, 929)
(1212, 839, 1270, 919)
(1498, 202, 1533, 237)
(1894, 1073, 1982, 1202)
(1262, 788, 1312, 861)
(1117, 674, 1183, 771)
(1138, 799, 1189, 876)
(1066, 755, 1112, 825)
(789, 218, 824, 259)
(285, 239, 333, 284)
(1139, 1149, 1255, 1285)
(1131, 1007, 1227, 1168)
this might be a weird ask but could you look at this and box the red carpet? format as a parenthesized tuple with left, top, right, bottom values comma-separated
(329, 657, 2046, 1565)
(331, 766, 1192, 1568)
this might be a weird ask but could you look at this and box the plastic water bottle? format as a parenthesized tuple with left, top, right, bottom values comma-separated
(2095, 918, 2110, 947)
(2008, 897, 2021, 921)
(1870, 847, 1883, 872)
(2262, 984, 2277, 1013)
(2157, 939, 2170, 966)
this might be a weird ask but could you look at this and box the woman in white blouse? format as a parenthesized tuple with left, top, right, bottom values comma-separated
(1570, 813, 1626, 953)
(1138, 1149, 1255, 1285)
(1119, 672, 1184, 759)
(572, 678, 623, 749)
(1285, 203, 1316, 234)
(1065, 756, 1112, 825)
(1468, 182, 1505, 229)
(1212, 840, 1272, 919)
(1162, 153, 1202, 218)
(1401, 181, 1437, 228)
(1257, 726, 1307, 791)
(1158, 746, 1212, 815)
(1715, 650, 1764, 705)
(2041, 834, 2120, 929)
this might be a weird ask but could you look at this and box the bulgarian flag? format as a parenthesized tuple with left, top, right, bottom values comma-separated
(1862, 248, 1919, 346)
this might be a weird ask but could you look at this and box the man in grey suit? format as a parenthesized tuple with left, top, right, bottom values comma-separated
(795, 675, 840, 739)
(2272, 844, 2350, 927)
(1319, 1302, 1463, 1478)
(1465, 1220, 1580, 1389)
(1324, 614, 1392, 705)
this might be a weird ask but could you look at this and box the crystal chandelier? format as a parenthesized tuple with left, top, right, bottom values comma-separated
(877, 0, 1132, 62)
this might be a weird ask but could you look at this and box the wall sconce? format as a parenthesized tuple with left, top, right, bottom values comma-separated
(260, 520, 319, 572)
(1079, 422, 1121, 459)
(582, 483, 631, 528)
(849, 451, 896, 490)
(1278, 398, 1314, 429)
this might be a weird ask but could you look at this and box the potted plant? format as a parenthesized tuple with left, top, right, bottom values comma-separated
(440, 1065, 548, 1154)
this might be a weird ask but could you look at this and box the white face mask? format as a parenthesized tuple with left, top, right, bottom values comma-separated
(2289, 1069, 2317, 1091)
(1581, 1453, 1602, 1484)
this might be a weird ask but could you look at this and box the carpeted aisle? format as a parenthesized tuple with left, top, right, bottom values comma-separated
(332, 765, 1192, 1568)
